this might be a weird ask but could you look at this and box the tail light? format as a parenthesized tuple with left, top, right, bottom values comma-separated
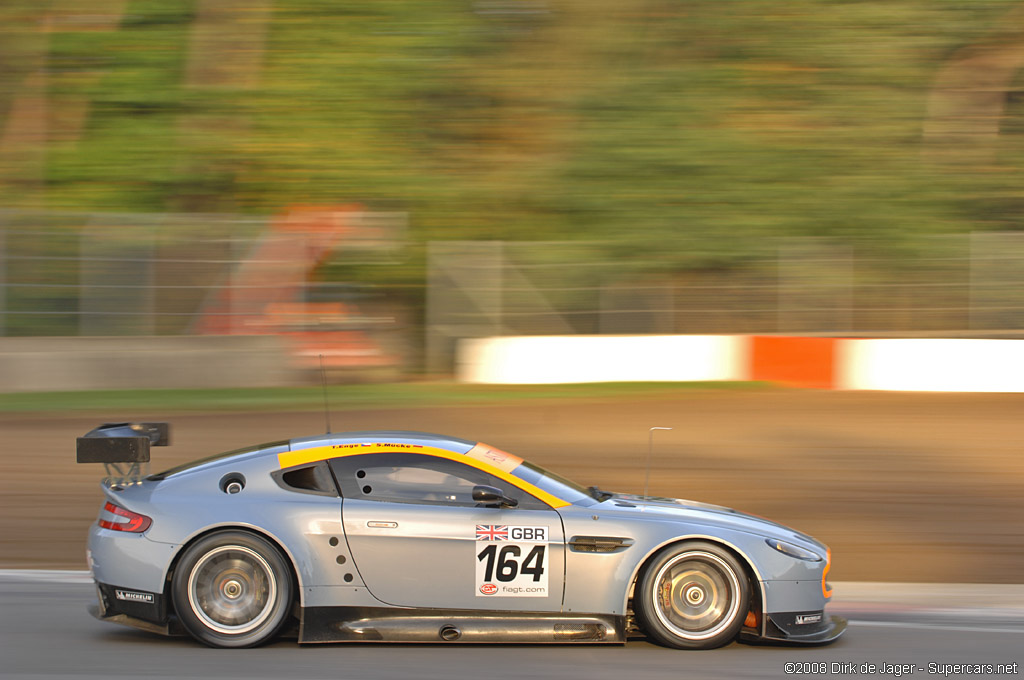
(98, 501, 152, 533)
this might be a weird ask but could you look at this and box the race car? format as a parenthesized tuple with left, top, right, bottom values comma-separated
(77, 422, 846, 649)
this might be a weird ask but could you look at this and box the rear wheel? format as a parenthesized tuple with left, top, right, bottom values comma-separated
(171, 531, 292, 648)
(634, 541, 750, 649)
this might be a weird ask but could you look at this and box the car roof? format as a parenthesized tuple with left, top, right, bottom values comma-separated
(152, 431, 478, 481)
(288, 430, 476, 452)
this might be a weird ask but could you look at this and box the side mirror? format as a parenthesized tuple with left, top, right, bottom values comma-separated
(472, 485, 519, 508)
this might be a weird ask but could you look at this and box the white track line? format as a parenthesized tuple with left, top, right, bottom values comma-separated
(0, 569, 92, 583)
(850, 620, 1024, 635)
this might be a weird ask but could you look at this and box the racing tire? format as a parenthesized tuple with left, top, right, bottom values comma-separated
(171, 531, 293, 648)
(634, 541, 750, 650)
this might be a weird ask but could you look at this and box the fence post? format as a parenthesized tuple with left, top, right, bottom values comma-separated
(79, 215, 156, 336)
(777, 238, 854, 333)
(969, 231, 979, 331)
(776, 243, 791, 333)
(0, 219, 5, 337)
(968, 231, 1024, 331)
(425, 241, 505, 375)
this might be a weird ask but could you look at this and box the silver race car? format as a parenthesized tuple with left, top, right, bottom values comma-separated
(77, 422, 846, 649)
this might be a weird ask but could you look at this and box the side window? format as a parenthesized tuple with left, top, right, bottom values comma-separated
(356, 465, 476, 503)
(271, 461, 339, 497)
(328, 453, 548, 510)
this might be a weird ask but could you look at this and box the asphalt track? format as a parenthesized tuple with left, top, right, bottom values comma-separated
(2, 572, 1021, 680)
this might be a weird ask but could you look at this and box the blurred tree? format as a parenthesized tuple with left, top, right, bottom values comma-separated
(1, 0, 1023, 273)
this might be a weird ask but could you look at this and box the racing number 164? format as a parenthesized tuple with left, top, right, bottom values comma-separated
(477, 544, 545, 582)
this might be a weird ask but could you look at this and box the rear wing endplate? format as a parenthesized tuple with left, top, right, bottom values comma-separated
(76, 423, 170, 486)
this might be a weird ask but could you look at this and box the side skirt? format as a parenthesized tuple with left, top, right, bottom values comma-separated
(299, 606, 627, 644)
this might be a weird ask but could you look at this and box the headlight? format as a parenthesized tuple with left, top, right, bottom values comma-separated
(765, 538, 823, 562)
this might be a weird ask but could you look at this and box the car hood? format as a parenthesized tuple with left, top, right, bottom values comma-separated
(599, 492, 826, 552)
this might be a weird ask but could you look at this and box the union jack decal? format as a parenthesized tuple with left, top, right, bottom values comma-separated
(476, 525, 508, 541)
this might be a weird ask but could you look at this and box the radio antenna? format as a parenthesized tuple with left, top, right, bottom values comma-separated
(644, 427, 672, 502)
(319, 354, 332, 434)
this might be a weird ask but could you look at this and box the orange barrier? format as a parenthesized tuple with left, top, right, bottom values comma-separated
(750, 336, 838, 390)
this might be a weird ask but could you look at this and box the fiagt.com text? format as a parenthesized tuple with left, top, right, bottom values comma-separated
(784, 662, 1018, 677)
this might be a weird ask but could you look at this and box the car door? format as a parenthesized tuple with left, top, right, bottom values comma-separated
(329, 452, 565, 612)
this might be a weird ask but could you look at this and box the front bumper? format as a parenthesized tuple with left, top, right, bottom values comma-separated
(742, 612, 847, 645)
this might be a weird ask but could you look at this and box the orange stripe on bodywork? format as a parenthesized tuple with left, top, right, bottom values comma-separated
(278, 442, 569, 509)
(822, 547, 833, 599)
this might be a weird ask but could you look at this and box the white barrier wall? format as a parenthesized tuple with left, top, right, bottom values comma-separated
(459, 334, 1024, 392)
(457, 335, 747, 384)
(837, 339, 1024, 392)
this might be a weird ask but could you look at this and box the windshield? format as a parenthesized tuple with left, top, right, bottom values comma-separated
(510, 460, 595, 505)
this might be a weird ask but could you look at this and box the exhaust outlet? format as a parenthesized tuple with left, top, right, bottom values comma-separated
(438, 624, 461, 641)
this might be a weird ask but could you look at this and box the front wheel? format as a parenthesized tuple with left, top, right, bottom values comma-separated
(634, 541, 750, 650)
(171, 531, 293, 648)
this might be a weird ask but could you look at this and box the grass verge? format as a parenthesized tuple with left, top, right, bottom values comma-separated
(0, 381, 765, 414)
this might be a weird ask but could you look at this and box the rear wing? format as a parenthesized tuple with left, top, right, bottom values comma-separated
(76, 422, 170, 486)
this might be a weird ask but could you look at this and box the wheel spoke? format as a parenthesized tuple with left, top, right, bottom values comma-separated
(649, 549, 742, 642)
(187, 545, 278, 635)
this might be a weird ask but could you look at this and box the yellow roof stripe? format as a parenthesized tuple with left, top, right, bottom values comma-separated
(278, 442, 570, 509)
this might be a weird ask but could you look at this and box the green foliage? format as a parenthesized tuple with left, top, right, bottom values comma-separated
(12, 0, 1024, 272)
